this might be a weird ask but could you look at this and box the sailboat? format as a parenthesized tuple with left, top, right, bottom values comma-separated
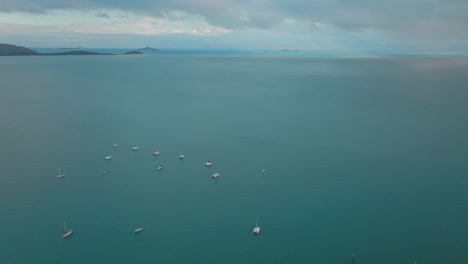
(56, 168, 66, 178)
(253, 219, 261, 235)
(134, 227, 144, 233)
(62, 222, 73, 238)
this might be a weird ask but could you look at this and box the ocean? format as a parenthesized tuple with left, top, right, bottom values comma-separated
(0, 52, 467, 263)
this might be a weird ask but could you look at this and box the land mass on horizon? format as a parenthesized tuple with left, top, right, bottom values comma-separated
(138, 47, 158, 51)
(0, 44, 141, 56)
(124, 50, 143, 55)
(0, 44, 38, 56)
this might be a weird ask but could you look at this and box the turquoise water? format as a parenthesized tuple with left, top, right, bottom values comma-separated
(0, 54, 467, 264)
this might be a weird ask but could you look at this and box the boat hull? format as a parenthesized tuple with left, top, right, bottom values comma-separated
(62, 230, 73, 238)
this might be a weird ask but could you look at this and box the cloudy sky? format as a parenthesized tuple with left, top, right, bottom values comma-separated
(0, 0, 467, 53)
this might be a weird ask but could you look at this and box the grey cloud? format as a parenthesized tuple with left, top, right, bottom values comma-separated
(1, 0, 468, 39)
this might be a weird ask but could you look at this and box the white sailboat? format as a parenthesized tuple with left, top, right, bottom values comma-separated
(132, 146, 139, 151)
(134, 227, 144, 233)
(62, 222, 73, 238)
(253, 219, 261, 235)
(56, 168, 66, 178)
(179, 154, 185, 159)
(153, 151, 160, 156)
(104, 156, 112, 160)
(205, 161, 213, 167)
(212, 172, 220, 178)
(157, 165, 163, 170)
(112, 144, 118, 148)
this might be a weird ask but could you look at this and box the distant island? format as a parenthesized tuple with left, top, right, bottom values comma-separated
(46, 50, 113, 56)
(59, 47, 83, 50)
(0, 44, 38, 56)
(0, 44, 142, 56)
(124, 50, 143, 55)
(138, 47, 158, 51)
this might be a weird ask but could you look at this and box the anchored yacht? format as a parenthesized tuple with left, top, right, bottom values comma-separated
(253, 220, 261, 235)
(62, 222, 73, 238)
(56, 168, 66, 178)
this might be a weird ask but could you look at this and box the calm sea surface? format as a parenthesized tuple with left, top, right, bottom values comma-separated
(0, 53, 467, 264)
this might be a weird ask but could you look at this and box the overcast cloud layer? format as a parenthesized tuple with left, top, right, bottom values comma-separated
(1, 0, 467, 52)
(2, 0, 468, 36)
